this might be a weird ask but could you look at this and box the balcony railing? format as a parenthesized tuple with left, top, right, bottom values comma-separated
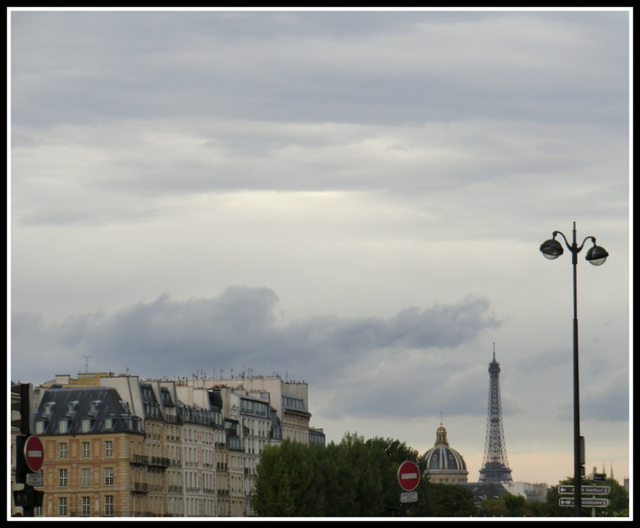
(130, 454, 148, 465)
(148, 456, 170, 467)
(132, 482, 148, 493)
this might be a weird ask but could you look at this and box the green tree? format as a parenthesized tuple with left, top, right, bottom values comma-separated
(603, 478, 630, 517)
(364, 435, 420, 515)
(250, 443, 297, 516)
(251, 432, 477, 517)
(251, 433, 421, 516)
(476, 496, 507, 517)
(314, 441, 356, 516)
(421, 483, 475, 517)
(475, 493, 543, 518)
(502, 493, 527, 516)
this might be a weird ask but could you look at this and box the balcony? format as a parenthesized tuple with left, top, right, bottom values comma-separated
(130, 454, 148, 465)
(132, 482, 148, 493)
(148, 456, 170, 468)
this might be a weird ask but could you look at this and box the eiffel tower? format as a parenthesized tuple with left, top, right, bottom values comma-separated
(478, 345, 513, 483)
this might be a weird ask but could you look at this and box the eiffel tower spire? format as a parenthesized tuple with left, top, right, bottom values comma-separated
(479, 344, 513, 483)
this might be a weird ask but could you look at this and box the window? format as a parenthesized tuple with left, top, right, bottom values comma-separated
(59, 420, 68, 433)
(105, 468, 114, 486)
(104, 495, 114, 516)
(81, 496, 91, 516)
(104, 440, 113, 457)
(58, 469, 68, 487)
(58, 497, 67, 516)
(58, 442, 68, 459)
(82, 441, 90, 458)
(82, 418, 92, 433)
(81, 468, 91, 487)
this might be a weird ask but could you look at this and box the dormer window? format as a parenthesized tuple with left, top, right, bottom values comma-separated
(59, 420, 68, 434)
(89, 400, 101, 413)
(82, 418, 93, 433)
(65, 400, 79, 419)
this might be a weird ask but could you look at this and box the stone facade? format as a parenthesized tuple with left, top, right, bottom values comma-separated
(18, 372, 324, 518)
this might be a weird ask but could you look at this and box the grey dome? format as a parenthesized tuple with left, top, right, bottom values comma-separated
(420, 423, 468, 476)
(422, 445, 468, 471)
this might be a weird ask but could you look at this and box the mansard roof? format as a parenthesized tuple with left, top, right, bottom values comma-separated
(207, 389, 224, 411)
(180, 400, 218, 427)
(140, 382, 165, 421)
(281, 394, 310, 416)
(34, 386, 144, 435)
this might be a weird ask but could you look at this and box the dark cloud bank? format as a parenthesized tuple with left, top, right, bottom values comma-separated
(11, 286, 499, 386)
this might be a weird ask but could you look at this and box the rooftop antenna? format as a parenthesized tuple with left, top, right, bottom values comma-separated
(82, 355, 90, 373)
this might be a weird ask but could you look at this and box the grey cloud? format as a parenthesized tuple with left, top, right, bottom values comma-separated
(324, 358, 490, 420)
(10, 311, 97, 382)
(581, 369, 629, 422)
(10, 10, 628, 231)
(11, 11, 628, 129)
(11, 286, 500, 387)
(514, 344, 629, 424)
(554, 371, 629, 424)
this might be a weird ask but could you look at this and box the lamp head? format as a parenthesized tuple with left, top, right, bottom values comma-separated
(585, 244, 608, 266)
(540, 237, 564, 260)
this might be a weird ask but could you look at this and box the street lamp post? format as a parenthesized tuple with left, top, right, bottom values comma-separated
(539, 221, 608, 517)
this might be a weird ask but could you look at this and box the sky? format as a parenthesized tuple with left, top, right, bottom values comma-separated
(8, 8, 631, 487)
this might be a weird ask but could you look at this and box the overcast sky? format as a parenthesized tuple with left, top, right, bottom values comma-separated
(9, 8, 631, 487)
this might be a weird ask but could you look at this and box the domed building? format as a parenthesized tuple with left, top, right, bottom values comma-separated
(420, 422, 469, 484)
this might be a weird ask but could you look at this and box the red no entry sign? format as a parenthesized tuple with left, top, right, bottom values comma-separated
(24, 435, 44, 472)
(397, 460, 420, 491)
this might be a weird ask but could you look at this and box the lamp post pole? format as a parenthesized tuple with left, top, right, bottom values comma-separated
(539, 221, 608, 517)
(570, 223, 582, 517)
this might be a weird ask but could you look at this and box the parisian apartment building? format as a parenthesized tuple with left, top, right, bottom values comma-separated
(11, 371, 325, 518)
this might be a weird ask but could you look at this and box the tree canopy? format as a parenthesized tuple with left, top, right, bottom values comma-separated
(250, 433, 475, 517)
(250, 433, 630, 517)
